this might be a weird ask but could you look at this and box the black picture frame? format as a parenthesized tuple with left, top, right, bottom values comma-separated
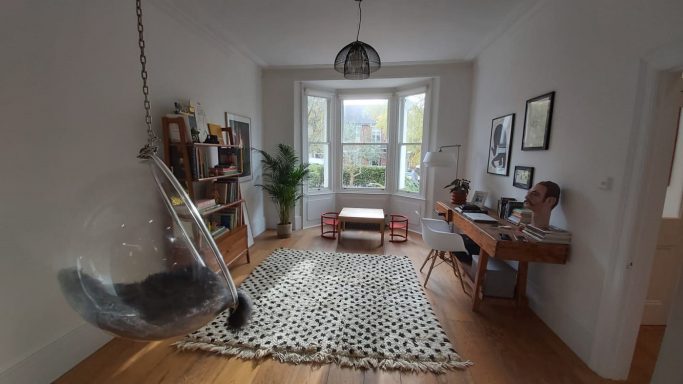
(513, 166, 534, 189)
(522, 91, 555, 150)
(487, 113, 515, 176)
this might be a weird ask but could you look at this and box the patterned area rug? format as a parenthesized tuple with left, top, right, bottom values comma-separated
(176, 248, 472, 373)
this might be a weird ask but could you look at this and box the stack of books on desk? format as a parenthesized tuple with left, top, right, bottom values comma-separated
(507, 208, 532, 225)
(523, 225, 572, 244)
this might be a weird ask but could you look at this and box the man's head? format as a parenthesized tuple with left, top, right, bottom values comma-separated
(524, 181, 560, 211)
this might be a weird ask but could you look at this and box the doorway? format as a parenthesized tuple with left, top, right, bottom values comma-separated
(631, 74, 683, 382)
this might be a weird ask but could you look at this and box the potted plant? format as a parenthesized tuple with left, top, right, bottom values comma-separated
(255, 144, 310, 238)
(444, 178, 470, 205)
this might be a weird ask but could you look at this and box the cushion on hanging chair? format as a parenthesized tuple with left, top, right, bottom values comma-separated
(58, 266, 233, 340)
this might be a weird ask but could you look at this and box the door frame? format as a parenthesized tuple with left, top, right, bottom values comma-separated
(589, 45, 683, 379)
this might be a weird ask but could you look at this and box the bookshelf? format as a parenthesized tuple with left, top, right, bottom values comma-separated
(161, 115, 250, 267)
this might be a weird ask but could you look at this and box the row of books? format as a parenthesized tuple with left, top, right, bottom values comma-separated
(522, 225, 572, 244)
(169, 146, 240, 180)
(213, 208, 240, 230)
(498, 198, 523, 219)
(214, 180, 240, 204)
(210, 165, 240, 177)
(507, 208, 532, 225)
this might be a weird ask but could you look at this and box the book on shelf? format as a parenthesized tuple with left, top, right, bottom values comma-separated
(507, 208, 532, 225)
(211, 225, 228, 238)
(214, 180, 239, 204)
(504, 201, 524, 219)
(195, 198, 217, 210)
(522, 224, 572, 243)
(498, 197, 517, 219)
(522, 230, 572, 244)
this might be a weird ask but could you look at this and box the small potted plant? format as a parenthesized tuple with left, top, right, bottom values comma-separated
(444, 178, 470, 205)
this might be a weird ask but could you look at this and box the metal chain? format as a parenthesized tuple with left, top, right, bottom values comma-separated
(136, 0, 158, 158)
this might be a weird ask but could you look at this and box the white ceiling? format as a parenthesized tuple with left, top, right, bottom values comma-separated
(156, 0, 538, 67)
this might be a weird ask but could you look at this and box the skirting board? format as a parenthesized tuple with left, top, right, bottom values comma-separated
(0, 323, 111, 384)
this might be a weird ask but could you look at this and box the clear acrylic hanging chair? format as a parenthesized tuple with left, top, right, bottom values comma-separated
(58, 155, 244, 340)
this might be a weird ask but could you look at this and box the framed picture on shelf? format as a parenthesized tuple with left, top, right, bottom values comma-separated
(522, 91, 555, 150)
(225, 112, 253, 181)
(487, 113, 515, 176)
(471, 191, 488, 208)
(513, 166, 534, 189)
(208, 123, 224, 145)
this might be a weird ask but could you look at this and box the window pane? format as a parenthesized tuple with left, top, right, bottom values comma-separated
(342, 144, 387, 189)
(308, 144, 328, 189)
(342, 99, 388, 143)
(399, 144, 421, 193)
(307, 96, 327, 142)
(401, 93, 425, 143)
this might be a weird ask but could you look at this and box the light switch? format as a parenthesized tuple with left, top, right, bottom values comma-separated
(599, 177, 613, 190)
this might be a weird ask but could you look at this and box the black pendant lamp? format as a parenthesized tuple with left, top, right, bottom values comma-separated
(334, 0, 381, 80)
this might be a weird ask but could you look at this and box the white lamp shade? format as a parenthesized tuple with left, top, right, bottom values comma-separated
(423, 151, 457, 167)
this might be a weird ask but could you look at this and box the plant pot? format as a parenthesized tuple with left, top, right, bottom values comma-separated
(276, 223, 292, 238)
(451, 191, 467, 205)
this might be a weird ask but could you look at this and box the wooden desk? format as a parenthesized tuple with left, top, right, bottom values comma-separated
(338, 207, 385, 246)
(435, 201, 569, 310)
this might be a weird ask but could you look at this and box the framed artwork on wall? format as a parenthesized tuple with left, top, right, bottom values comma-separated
(522, 91, 555, 150)
(487, 113, 515, 176)
(225, 112, 253, 182)
(513, 166, 534, 189)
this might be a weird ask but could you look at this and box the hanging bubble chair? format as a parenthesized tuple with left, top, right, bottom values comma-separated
(57, 0, 251, 341)
(58, 155, 251, 340)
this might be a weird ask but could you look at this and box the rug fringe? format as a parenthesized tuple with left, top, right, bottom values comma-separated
(174, 340, 473, 374)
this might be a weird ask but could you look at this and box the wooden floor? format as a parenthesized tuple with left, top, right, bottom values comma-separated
(56, 228, 664, 384)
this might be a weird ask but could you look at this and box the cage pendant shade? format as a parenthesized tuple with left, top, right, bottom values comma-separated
(334, 40, 381, 80)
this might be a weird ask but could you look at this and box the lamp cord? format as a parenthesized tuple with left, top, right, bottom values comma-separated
(136, 0, 158, 159)
(356, 0, 362, 41)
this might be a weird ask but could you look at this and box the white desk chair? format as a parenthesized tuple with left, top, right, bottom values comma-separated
(420, 218, 470, 295)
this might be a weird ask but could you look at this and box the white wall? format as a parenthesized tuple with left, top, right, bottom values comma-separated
(465, 0, 683, 377)
(0, 1, 263, 382)
(262, 63, 473, 228)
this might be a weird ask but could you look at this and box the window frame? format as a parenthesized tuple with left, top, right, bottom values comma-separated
(395, 86, 430, 198)
(302, 88, 334, 194)
(338, 93, 393, 192)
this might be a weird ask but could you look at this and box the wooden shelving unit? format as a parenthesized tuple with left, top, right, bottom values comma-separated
(162, 115, 250, 267)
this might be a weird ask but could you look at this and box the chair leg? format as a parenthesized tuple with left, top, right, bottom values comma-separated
(449, 252, 470, 296)
(424, 250, 441, 287)
(420, 249, 435, 272)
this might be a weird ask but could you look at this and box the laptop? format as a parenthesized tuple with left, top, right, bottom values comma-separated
(463, 212, 499, 223)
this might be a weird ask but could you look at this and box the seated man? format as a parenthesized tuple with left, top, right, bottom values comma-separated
(523, 181, 561, 228)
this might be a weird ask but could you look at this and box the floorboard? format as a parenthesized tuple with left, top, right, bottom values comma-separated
(55, 227, 663, 384)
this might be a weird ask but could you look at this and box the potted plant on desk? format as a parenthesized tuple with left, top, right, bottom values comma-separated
(255, 144, 310, 238)
(444, 178, 470, 205)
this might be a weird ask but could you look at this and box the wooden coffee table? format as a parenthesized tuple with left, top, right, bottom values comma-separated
(338, 208, 386, 246)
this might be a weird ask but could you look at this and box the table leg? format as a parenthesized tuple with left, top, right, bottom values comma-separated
(515, 261, 529, 307)
(337, 219, 343, 242)
(380, 221, 385, 246)
(472, 250, 489, 311)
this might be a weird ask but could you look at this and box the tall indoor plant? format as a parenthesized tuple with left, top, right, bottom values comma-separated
(255, 144, 310, 238)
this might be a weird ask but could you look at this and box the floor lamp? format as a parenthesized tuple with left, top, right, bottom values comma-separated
(423, 144, 461, 176)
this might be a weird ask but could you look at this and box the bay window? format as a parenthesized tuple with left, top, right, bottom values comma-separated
(303, 84, 430, 197)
